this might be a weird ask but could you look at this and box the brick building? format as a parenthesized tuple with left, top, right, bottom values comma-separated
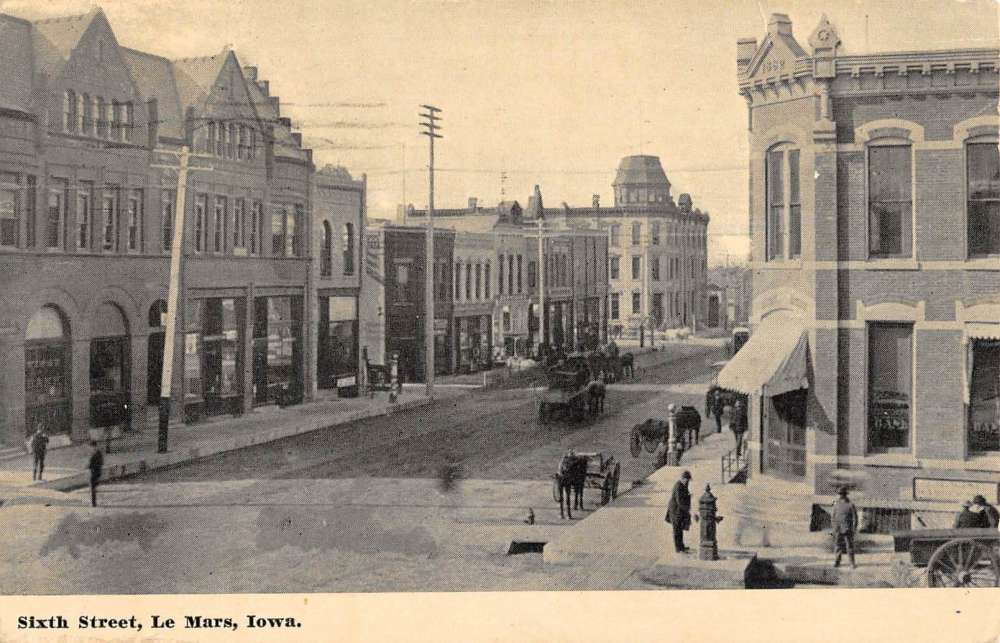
(719, 14, 1000, 504)
(359, 223, 455, 383)
(0, 8, 318, 446)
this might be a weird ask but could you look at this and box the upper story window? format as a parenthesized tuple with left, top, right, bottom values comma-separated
(233, 198, 246, 250)
(127, 189, 142, 252)
(631, 222, 641, 246)
(395, 262, 410, 303)
(517, 255, 523, 293)
(527, 260, 536, 288)
(610, 255, 620, 280)
(651, 256, 660, 281)
(161, 190, 174, 252)
(320, 221, 333, 276)
(465, 263, 473, 300)
(485, 262, 491, 299)
(610, 224, 621, 247)
(102, 188, 119, 252)
(766, 145, 801, 261)
(194, 195, 207, 253)
(342, 222, 354, 275)
(250, 201, 262, 255)
(63, 91, 76, 132)
(214, 196, 227, 253)
(631, 255, 641, 280)
(271, 207, 285, 256)
(868, 144, 912, 259)
(288, 205, 302, 257)
(967, 142, 1000, 257)
(651, 222, 660, 245)
(497, 254, 505, 295)
(0, 173, 20, 248)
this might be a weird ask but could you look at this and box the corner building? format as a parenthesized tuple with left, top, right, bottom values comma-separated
(0, 8, 317, 446)
(722, 14, 1000, 507)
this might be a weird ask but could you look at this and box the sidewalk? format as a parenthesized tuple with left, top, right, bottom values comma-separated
(0, 388, 437, 500)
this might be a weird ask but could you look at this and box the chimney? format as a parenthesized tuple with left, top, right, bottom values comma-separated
(258, 80, 270, 96)
(279, 116, 292, 128)
(290, 132, 302, 147)
(592, 194, 600, 208)
(737, 38, 757, 73)
(468, 196, 478, 209)
(146, 98, 158, 149)
(768, 13, 793, 37)
(243, 66, 258, 82)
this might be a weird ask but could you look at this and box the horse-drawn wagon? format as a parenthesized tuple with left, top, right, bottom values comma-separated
(538, 355, 592, 423)
(891, 528, 1000, 587)
(629, 406, 701, 457)
(552, 451, 622, 516)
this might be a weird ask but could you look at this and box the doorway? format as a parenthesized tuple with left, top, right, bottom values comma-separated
(147, 300, 166, 404)
(763, 389, 807, 479)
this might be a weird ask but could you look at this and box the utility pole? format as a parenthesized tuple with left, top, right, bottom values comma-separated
(149, 145, 211, 453)
(537, 216, 545, 352)
(420, 105, 442, 400)
(401, 142, 407, 224)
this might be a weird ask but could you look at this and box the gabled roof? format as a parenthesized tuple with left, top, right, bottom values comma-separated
(172, 49, 230, 115)
(0, 14, 35, 112)
(31, 8, 98, 79)
(120, 47, 183, 139)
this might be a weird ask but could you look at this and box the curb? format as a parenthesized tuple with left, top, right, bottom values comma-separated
(30, 396, 433, 493)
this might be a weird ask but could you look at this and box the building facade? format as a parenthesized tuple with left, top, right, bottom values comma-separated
(312, 165, 364, 396)
(0, 8, 319, 447)
(359, 224, 455, 383)
(720, 14, 1000, 502)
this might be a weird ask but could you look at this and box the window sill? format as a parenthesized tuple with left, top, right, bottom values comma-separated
(863, 452, 919, 468)
(761, 259, 802, 270)
(964, 257, 1000, 271)
(965, 454, 1000, 472)
(863, 259, 919, 270)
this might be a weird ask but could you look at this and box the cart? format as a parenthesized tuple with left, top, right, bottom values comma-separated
(629, 407, 701, 457)
(891, 528, 1000, 587)
(551, 451, 622, 507)
(538, 356, 591, 423)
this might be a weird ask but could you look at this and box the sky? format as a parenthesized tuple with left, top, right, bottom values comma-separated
(3, 0, 998, 264)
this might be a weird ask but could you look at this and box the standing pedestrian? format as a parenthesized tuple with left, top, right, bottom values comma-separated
(665, 470, 693, 553)
(712, 389, 725, 435)
(972, 495, 1000, 529)
(30, 425, 49, 481)
(87, 441, 103, 507)
(831, 486, 858, 569)
(954, 500, 980, 528)
(731, 398, 747, 456)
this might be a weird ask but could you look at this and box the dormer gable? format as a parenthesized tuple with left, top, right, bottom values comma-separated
(742, 13, 807, 81)
(59, 8, 141, 101)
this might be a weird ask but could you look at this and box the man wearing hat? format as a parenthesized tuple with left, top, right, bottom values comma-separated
(972, 495, 999, 529)
(954, 500, 981, 529)
(665, 470, 693, 553)
(831, 486, 858, 569)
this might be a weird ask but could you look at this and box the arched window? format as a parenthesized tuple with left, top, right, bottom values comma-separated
(342, 222, 354, 275)
(321, 221, 332, 276)
(25, 305, 72, 434)
(149, 300, 167, 329)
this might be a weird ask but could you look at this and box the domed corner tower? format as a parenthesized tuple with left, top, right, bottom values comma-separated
(612, 155, 671, 207)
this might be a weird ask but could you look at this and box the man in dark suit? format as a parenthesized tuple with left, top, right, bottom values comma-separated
(831, 486, 859, 569)
(88, 441, 103, 508)
(665, 470, 692, 553)
(973, 495, 999, 529)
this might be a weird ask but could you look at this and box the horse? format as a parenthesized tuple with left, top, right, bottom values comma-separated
(587, 377, 606, 416)
(620, 352, 635, 380)
(557, 456, 575, 519)
(570, 456, 589, 511)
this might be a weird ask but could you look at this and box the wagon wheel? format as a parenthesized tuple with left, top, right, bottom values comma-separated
(927, 538, 1000, 588)
(630, 427, 642, 458)
(552, 475, 561, 503)
(611, 462, 621, 499)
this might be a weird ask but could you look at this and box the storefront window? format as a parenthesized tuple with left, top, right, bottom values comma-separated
(969, 339, 1000, 453)
(25, 306, 71, 435)
(868, 323, 913, 451)
(253, 296, 303, 405)
(318, 296, 358, 389)
(185, 299, 203, 401)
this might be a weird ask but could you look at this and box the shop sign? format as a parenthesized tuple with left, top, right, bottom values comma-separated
(434, 319, 448, 332)
(337, 375, 357, 387)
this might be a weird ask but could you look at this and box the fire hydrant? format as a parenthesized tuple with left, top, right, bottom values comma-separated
(696, 484, 724, 561)
(389, 352, 400, 403)
(666, 404, 681, 466)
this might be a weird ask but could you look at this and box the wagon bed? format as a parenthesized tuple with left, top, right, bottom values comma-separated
(891, 528, 1000, 587)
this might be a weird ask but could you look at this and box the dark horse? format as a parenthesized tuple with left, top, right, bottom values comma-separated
(620, 353, 635, 379)
(587, 377, 606, 416)
(557, 453, 589, 518)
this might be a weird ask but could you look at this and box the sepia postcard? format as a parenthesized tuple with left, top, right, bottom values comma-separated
(0, 0, 997, 641)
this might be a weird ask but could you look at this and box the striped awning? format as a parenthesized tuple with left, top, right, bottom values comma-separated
(965, 322, 1000, 342)
(716, 313, 809, 397)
